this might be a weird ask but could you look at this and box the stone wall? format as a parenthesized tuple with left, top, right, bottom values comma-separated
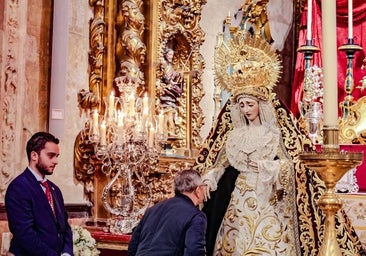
(0, 0, 51, 199)
(0, 0, 88, 205)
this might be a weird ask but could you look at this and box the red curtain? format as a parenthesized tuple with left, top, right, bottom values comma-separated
(291, 0, 366, 117)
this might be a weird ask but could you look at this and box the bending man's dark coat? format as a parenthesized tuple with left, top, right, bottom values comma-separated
(128, 193, 207, 256)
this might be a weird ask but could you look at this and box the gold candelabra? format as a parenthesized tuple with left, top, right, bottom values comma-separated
(300, 127, 363, 256)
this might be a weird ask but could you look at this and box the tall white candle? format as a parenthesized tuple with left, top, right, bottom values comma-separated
(148, 127, 155, 147)
(142, 112, 148, 133)
(348, 0, 353, 39)
(92, 110, 99, 134)
(306, 0, 312, 41)
(129, 93, 135, 116)
(158, 113, 165, 134)
(100, 121, 107, 145)
(117, 111, 124, 144)
(108, 92, 115, 118)
(321, 0, 338, 127)
(118, 124, 124, 145)
(143, 93, 149, 113)
(143, 93, 149, 127)
(117, 110, 124, 126)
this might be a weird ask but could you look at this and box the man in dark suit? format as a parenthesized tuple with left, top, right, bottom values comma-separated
(128, 168, 207, 256)
(5, 132, 73, 256)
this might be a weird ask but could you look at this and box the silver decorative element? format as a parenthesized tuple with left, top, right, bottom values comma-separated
(81, 86, 165, 234)
(299, 65, 324, 144)
(306, 102, 323, 144)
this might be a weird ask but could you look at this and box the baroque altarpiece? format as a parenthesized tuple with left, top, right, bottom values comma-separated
(74, 0, 207, 227)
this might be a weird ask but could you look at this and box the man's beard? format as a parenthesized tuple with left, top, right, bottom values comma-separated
(36, 159, 52, 176)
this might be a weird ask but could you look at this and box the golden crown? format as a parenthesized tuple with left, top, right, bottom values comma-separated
(214, 32, 282, 101)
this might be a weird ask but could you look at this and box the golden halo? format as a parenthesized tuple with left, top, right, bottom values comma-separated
(214, 32, 282, 100)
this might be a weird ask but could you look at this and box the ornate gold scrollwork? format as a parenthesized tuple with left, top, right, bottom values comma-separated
(74, 0, 207, 222)
(156, 0, 206, 153)
(339, 96, 366, 144)
(115, 0, 146, 96)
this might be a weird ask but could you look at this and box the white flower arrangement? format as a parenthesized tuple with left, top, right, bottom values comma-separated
(72, 225, 100, 256)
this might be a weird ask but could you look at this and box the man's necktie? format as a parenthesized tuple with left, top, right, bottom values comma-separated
(40, 181, 56, 216)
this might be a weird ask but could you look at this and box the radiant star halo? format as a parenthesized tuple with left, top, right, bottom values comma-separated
(214, 32, 282, 101)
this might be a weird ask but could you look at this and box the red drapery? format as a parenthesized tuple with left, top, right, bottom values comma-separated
(290, 0, 366, 118)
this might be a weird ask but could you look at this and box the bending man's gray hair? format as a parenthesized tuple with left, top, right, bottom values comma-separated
(174, 168, 202, 194)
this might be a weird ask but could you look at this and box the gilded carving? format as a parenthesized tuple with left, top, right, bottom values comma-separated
(151, 156, 195, 203)
(74, 0, 106, 213)
(339, 96, 366, 144)
(116, 0, 146, 95)
(156, 0, 206, 152)
(74, 0, 207, 221)
(87, 0, 105, 108)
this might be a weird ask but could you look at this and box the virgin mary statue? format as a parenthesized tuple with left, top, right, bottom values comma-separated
(194, 24, 365, 256)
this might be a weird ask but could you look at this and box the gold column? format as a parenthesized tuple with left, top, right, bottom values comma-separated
(105, 0, 117, 99)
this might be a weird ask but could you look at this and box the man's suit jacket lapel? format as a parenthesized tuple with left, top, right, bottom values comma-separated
(24, 168, 58, 223)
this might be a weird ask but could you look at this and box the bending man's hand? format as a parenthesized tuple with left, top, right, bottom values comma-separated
(202, 180, 211, 202)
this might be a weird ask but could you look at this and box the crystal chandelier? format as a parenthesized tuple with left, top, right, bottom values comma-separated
(81, 82, 166, 234)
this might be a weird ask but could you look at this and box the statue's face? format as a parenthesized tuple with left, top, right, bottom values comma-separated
(164, 50, 174, 63)
(237, 97, 260, 125)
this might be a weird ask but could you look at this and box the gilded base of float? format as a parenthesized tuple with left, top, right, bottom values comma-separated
(300, 128, 363, 256)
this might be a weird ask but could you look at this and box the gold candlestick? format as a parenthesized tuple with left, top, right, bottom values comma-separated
(300, 127, 363, 256)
